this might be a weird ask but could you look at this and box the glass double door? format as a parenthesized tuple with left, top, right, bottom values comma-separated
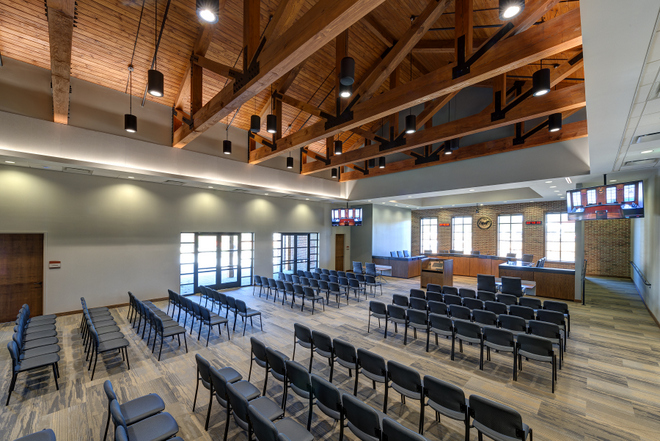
(197, 233, 241, 289)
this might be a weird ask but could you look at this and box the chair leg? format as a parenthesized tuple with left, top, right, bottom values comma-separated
(125, 347, 130, 370)
(513, 348, 517, 381)
(419, 398, 425, 434)
(158, 338, 164, 361)
(223, 406, 231, 441)
(183, 333, 188, 353)
(248, 356, 254, 381)
(103, 408, 111, 441)
(193, 375, 200, 411)
(383, 380, 388, 414)
(6, 373, 17, 406)
(205, 386, 213, 431)
(451, 336, 456, 361)
(329, 358, 334, 382)
(353, 369, 359, 396)
(262, 367, 269, 397)
(308, 347, 313, 373)
(91, 352, 98, 380)
(404, 324, 408, 345)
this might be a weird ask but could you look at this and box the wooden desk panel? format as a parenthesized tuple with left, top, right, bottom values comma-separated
(469, 258, 492, 277)
(452, 257, 471, 276)
(498, 265, 575, 300)
(372, 257, 421, 278)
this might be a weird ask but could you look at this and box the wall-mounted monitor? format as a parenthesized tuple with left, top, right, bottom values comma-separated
(332, 207, 363, 226)
(566, 180, 644, 220)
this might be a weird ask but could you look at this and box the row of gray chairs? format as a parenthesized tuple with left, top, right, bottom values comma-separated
(7, 305, 60, 406)
(80, 297, 129, 380)
(166, 289, 229, 345)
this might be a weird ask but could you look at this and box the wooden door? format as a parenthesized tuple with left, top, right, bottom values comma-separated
(335, 234, 344, 271)
(0, 234, 44, 323)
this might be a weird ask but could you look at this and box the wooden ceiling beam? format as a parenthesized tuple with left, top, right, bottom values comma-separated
(250, 6, 582, 163)
(362, 13, 396, 47)
(262, 0, 307, 44)
(172, 0, 387, 149)
(46, 0, 75, 125)
(354, 0, 452, 103)
(412, 38, 487, 54)
(339, 119, 587, 181)
(173, 22, 217, 113)
(243, 0, 261, 70)
(302, 82, 586, 174)
(455, 0, 474, 58)
(415, 91, 458, 129)
(193, 55, 242, 79)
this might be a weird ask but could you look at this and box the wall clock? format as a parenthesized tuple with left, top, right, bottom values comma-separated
(477, 216, 493, 230)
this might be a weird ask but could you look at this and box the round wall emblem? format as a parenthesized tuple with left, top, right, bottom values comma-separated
(477, 216, 493, 230)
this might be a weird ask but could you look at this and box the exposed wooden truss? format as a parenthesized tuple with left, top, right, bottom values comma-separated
(46, 0, 75, 125)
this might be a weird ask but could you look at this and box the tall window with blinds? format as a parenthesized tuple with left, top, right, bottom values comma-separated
(545, 213, 575, 262)
(420, 218, 438, 254)
(498, 215, 523, 257)
(452, 216, 472, 254)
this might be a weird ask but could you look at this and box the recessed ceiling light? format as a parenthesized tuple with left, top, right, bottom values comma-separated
(469, 189, 475, 192)
(545, 181, 552, 184)
(265, 193, 268, 195)
(503, 201, 507, 203)
(554, 190, 560, 192)
(208, 186, 213, 189)
(5, 161, 15, 164)
(128, 176, 134, 179)
(641, 150, 653, 154)
(565, 177, 572, 184)
(368, 200, 372, 202)
(550, 186, 557, 188)
(610, 179, 617, 182)
(306, 198, 309, 201)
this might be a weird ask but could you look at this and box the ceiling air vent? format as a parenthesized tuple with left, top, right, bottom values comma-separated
(623, 158, 658, 167)
(634, 131, 660, 144)
(164, 180, 185, 186)
(63, 167, 92, 175)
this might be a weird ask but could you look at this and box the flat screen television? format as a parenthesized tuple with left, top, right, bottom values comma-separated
(566, 180, 644, 220)
(332, 207, 362, 226)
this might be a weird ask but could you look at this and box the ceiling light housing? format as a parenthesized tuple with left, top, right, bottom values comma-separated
(334, 140, 343, 155)
(548, 113, 562, 132)
(379, 157, 386, 169)
(266, 114, 277, 134)
(124, 114, 137, 133)
(405, 114, 416, 134)
(499, 0, 525, 20)
(223, 139, 232, 155)
(331, 168, 338, 179)
(444, 138, 460, 155)
(147, 69, 164, 97)
(250, 115, 261, 133)
(286, 156, 294, 169)
(532, 68, 551, 97)
(339, 83, 352, 98)
(340, 57, 355, 86)
(196, 0, 219, 23)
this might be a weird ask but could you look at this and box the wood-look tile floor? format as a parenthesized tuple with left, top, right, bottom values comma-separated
(2, 276, 660, 441)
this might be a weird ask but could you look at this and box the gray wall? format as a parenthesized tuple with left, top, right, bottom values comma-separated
(631, 170, 660, 321)
(349, 205, 373, 265)
(0, 165, 333, 314)
(372, 205, 412, 256)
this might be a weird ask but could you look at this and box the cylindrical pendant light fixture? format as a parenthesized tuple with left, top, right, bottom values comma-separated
(223, 139, 232, 154)
(445, 138, 460, 155)
(124, 114, 137, 133)
(250, 114, 261, 133)
(499, 0, 525, 20)
(378, 157, 386, 169)
(405, 114, 417, 134)
(339, 83, 352, 98)
(266, 114, 277, 134)
(124, 65, 137, 133)
(548, 113, 562, 132)
(532, 68, 551, 97)
(340, 57, 355, 86)
(148, 0, 164, 97)
(368, 158, 376, 169)
(334, 140, 343, 155)
(196, 0, 219, 23)
(286, 156, 294, 169)
(331, 168, 338, 179)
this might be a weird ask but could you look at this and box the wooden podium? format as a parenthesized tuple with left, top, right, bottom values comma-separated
(421, 258, 453, 288)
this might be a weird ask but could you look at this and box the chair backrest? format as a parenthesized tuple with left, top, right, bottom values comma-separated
(517, 333, 554, 358)
(269, 278, 277, 289)
(443, 294, 462, 306)
(294, 284, 305, 295)
(284, 282, 294, 293)
(429, 313, 453, 332)
(498, 314, 526, 333)
(496, 293, 518, 306)
(200, 306, 211, 321)
(294, 323, 312, 344)
(390, 251, 397, 257)
(322, 269, 330, 275)
(329, 275, 338, 283)
(365, 275, 377, 284)
(410, 289, 425, 299)
(463, 298, 484, 311)
(392, 294, 409, 307)
(236, 299, 249, 314)
(428, 301, 448, 315)
(321, 274, 330, 282)
(426, 283, 442, 293)
(313, 273, 322, 280)
(329, 270, 337, 277)
(423, 375, 466, 416)
(298, 270, 305, 277)
(403, 250, 410, 257)
(251, 337, 268, 364)
(484, 301, 508, 315)
(509, 305, 535, 321)
(536, 309, 565, 327)
(519, 297, 542, 309)
(285, 360, 312, 398)
(409, 298, 428, 311)
(109, 399, 128, 430)
(218, 292, 228, 306)
(528, 320, 561, 340)
(311, 373, 342, 419)
(454, 319, 482, 339)
(450, 249, 462, 254)
(226, 296, 236, 310)
(472, 310, 498, 327)
(501, 277, 523, 297)
(543, 300, 569, 314)
(196, 353, 213, 385)
(353, 261, 364, 273)
(522, 254, 534, 263)
(300, 277, 310, 287)
(333, 338, 356, 365)
(483, 327, 515, 348)
(370, 301, 387, 315)
(458, 288, 476, 299)
(7, 341, 19, 370)
(506, 253, 517, 258)
(348, 279, 360, 288)
(309, 279, 319, 288)
(387, 304, 407, 320)
(407, 308, 427, 326)
(382, 417, 426, 441)
(396, 251, 403, 257)
(226, 381, 250, 426)
(276, 280, 286, 290)
(469, 394, 526, 441)
(477, 291, 497, 302)
(292, 275, 300, 284)
(312, 330, 333, 354)
(265, 346, 288, 378)
(449, 304, 472, 321)
(319, 280, 329, 290)
(328, 282, 340, 292)
(471, 250, 481, 256)
(477, 274, 497, 292)
(387, 360, 422, 396)
(443, 286, 459, 295)
(338, 277, 349, 286)
(248, 404, 279, 441)
(347, 272, 357, 280)
(342, 393, 382, 439)
(254, 275, 262, 286)
(365, 263, 377, 276)
(303, 286, 317, 298)
(285, 274, 293, 282)
(357, 348, 387, 378)
(426, 291, 443, 303)
(337, 271, 346, 278)
(115, 426, 130, 441)
(209, 366, 232, 408)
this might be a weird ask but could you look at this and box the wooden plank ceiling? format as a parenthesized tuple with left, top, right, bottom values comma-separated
(0, 0, 584, 180)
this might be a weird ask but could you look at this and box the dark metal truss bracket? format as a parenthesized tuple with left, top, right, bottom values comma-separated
(453, 22, 514, 79)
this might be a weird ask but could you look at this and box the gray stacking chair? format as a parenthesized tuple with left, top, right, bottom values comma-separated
(356, 349, 389, 413)
(477, 290, 497, 302)
(6, 340, 59, 406)
(543, 300, 570, 336)
(386, 361, 425, 433)
(449, 304, 471, 321)
(265, 347, 289, 408)
(368, 301, 388, 335)
(485, 301, 508, 316)
(499, 314, 527, 336)
(426, 313, 454, 353)
(426, 291, 444, 303)
(459, 288, 477, 299)
(249, 337, 269, 394)
(409, 297, 428, 312)
(426, 283, 442, 293)
(382, 417, 427, 441)
(109, 399, 179, 441)
(501, 277, 524, 297)
(517, 334, 557, 393)
(428, 301, 448, 316)
(477, 274, 497, 293)
(405, 309, 428, 345)
(443, 294, 462, 306)
(312, 330, 336, 381)
(423, 375, 469, 441)
(482, 327, 517, 380)
(509, 305, 536, 324)
(234, 299, 262, 336)
(365, 275, 383, 297)
(392, 294, 409, 308)
(342, 393, 384, 441)
(443, 286, 459, 296)
(469, 394, 533, 440)
(472, 310, 498, 328)
(209, 366, 261, 439)
(103, 380, 165, 441)
(528, 320, 563, 368)
(310, 374, 343, 438)
(536, 309, 568, 348)
(452, 320, 483, 368)
(463, 297, 484, 311)
(225, 381, 283, 441)
(293, 323, 315, 372)
(248, 404, 314, 441)
(282, 360, 313, 429)
(327, 281, 346, 307)
(333, 338, 358, 394)
(302, 286, 325, 314)
(496, 293, 518, 306)
(410, 289, 426, 299)
(193, 354, 242, 430)
(198, 305, 229, 346)
(386, 304, 408, 339)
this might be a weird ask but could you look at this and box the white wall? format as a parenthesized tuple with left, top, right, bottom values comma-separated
(372, 205, 412, 257)
(0, 165, 333, 314)
(631, 170, 660, 321)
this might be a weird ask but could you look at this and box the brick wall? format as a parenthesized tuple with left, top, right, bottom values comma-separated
(411, 201, 630, 277)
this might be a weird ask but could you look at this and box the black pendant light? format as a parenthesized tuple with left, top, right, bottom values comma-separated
(223, 122, 231, 154)
(548, 113, 562, 132)
(124, 65, 137, 133)
(250, 97, 260, 133)
(499, 0, 525, 20)
(334, 139, 343, 155)
(196, 0, 219, 23)
(368, 158, 376, 169)
(331, 168, 338, 179)
(378, 157, 386, 169)
(339, 83, 352, 98)
(266, 85, 277, 134)
(286, 154, 293, 169)
(532, 63, 551, 97)
(340, 56, 355, 86)
(147, 0, 164, 97)
(445, 138, 460, 155)
(405, 52, 417, 134)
